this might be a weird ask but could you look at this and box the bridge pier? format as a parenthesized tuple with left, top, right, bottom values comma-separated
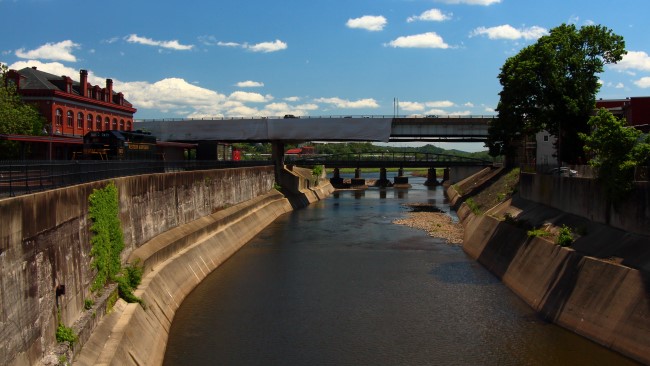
(351, 168, 366, 188)
(424, 168, 439, 186)
(330, 167, 344, 186)
(393, 167, 411, 188)
(442, 168, 450, 184)
(271, 141, 285, 184)
(375, 167, 392, 187)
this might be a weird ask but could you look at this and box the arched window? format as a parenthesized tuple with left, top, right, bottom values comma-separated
(55, 109, 63, 126)
(126, 121, 132, 131)
(112, 118, 117, 129)
(67, 111, 73, 127)
(87, 114, 93, 130)
(104, 117, 110, 130)
(96, 115, 102, 130)
(77, 112, 84, 129)
(119, 119, 125, 130)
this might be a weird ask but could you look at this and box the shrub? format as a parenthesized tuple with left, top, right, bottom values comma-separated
(56, 323, 77, 345)
(557, 225, 574, 247)
(84, 298, 94, 310)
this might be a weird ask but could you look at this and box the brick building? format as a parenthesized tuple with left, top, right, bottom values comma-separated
(596, 96, 650, 132)
(7, 67, 137, 137)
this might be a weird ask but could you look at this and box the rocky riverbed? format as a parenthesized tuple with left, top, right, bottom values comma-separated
(393, 203, 463, 244)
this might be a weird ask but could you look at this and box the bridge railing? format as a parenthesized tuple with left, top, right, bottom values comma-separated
(0, 160, 272, 199)
(288, 152, 494, 167)
(134, 114, 496, 122)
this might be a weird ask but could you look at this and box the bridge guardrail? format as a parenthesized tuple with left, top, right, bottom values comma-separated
(135, 114, 496, 122)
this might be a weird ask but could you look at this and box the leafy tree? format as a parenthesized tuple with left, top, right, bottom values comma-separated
(488, 24, 626, 165)
(580, 108, 650, 199)
(0, 63, 45, 158)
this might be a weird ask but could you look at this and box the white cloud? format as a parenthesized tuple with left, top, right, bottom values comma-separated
(398, 101, 425, 111)
(15, 40, 80, 62)
(228, 91, 273, 103)
(346, 15, 387, 31)
(634, 77, 650, 88)
(119, 78, 226, 113)
(610, 51, 650, 72)
(284, 96, 301, 102)
(437, 0, 500, 5)
(125, 34, 194, 51)
(235, 80, 264, 88)
(426, 100, 455, 108)
(217, 41, 241, 47)
(386, 32, 450, 49)
(246, 40, 287, 53)
(470, 25, 547, 40)
(464, 102, 475, 107)
(407, 9, 451, 23)
(314, 97, 379, 109)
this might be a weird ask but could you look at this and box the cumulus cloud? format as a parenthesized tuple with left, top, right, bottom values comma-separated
(634, 77, 650, 88)
(125, 34, 194, 50)
(609, 51, 650, 72)
(235, 80, 264, 88)
(407, 9, 451, 23)
(398, 101, 425, 111)
(346, 15, 387, 31)
(246, 39, 288, 53)
(426, 100, 455, 108)
(15, 40, 80, 62)
(217, 41, 241, 47)
(470, 25, 547, 40)
(437, 0, 501, 5)
(386, 32, 450, 49)
(314, 97, 379, 109)
(228, 91, 273, 103)
(284, 96, 301, 102)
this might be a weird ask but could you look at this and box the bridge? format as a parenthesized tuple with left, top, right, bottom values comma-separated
(134, 115, 493, 143)
(289, 151, 492, 169)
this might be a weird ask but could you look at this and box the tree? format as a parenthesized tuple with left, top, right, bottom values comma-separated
(580, 108, 650, 200)
(488, 24, 626, 165)
(0, 63, 45, 158)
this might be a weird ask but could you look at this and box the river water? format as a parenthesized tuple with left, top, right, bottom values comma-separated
(163, 176, 638, 366)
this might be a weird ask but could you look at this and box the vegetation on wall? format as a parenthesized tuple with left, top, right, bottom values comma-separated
(88, 182, 142, 304)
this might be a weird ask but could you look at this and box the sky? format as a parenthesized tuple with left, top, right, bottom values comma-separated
(2, 0, 650, 152)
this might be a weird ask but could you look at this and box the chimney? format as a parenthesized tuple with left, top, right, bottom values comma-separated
(63, 76, 73, 93)
(106, 79, 113, 103)
(80, 70, 88, 98)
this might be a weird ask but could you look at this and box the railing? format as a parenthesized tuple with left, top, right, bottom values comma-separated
(288, 152, 494, 168)
(0, 160, 272, 199)
(134, 114, 497, 122)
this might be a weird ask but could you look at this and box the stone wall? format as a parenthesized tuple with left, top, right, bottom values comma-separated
(0, 166, 275, 366)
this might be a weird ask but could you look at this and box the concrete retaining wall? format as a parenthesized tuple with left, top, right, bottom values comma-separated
(519, 173, 650, 236)
(0, 166, 275, 366)
(457, 194, 650, 364)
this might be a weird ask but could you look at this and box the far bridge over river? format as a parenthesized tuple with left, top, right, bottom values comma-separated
(134, 115, 495, 186)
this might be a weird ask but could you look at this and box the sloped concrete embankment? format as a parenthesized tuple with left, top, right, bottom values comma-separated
(451, 176, 650, 365)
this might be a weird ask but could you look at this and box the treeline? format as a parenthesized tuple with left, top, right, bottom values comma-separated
(234, 142, 495, 161)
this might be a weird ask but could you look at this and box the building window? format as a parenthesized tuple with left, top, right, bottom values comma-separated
(77, 112, 84, 129)
(126, 121, 132, 131)
(87, 114, 93, 130)
(104, 117, 110, 130)
(55, 109, 63, 126)
(67, 111, 73, 127)
(96, 115, 102, 130)
(119, 119, 125, 130)
(112, 118, 117, 129)
(543, 135, 549, 142)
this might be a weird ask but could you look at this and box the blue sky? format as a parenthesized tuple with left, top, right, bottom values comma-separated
(2, 0, 650, 151)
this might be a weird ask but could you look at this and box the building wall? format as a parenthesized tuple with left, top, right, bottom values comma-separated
(535, 131, 556, 167)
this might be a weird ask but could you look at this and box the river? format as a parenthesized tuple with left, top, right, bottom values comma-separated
(163, 176, 639, 366)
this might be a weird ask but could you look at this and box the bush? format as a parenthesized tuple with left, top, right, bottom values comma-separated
(84, 298, 94, 310)
(557, 225, 574, 247)
(56, 323, 77, 345)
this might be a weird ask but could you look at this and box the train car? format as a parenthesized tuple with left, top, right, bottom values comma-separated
(83, 130, 158, 160)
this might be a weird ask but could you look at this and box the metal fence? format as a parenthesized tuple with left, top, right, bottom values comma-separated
(520, 164, 649, 181)
(0, 160, 272, 199)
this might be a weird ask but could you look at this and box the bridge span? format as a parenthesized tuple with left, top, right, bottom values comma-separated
(134, 115, 493, 143)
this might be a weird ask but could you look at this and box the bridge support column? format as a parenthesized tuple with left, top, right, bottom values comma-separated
(442, 168, 450, 184)
(351, 168, 366, 188)
(393, 167, 411, 188)
(424, 168, 439, 186)
(375, 167, 392, 187)
(330, 167, 344, 187)
(271, 141, 285, 184)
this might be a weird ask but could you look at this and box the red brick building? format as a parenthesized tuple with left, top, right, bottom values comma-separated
(7, 67, 137, 137)
(596, 97, 650, 132)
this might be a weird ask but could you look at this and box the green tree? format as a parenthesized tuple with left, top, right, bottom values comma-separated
(488, 24, 626, 165)
(580, 108, 650, 200)
(0, 63, 45, 158)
